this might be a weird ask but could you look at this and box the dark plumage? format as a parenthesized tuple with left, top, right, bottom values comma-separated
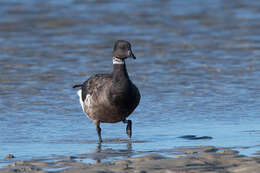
(73, 40, 140, 143)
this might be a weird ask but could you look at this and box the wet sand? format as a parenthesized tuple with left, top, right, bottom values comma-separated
(1, 146, 260, 173)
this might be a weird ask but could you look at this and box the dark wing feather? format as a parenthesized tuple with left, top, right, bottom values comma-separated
(81, 73, 112, 102)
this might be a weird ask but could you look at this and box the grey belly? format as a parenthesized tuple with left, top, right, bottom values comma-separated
(82, 94, 132, 123)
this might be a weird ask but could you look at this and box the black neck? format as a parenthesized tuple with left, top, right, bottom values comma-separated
(112, 63, 129, 81)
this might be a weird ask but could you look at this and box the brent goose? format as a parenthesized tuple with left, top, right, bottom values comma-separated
(73, 40, 140, 143)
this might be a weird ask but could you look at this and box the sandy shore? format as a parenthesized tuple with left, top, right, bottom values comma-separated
(1, 146, 260, 173)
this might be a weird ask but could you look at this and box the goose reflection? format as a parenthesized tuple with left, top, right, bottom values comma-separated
(92, 139, 133, 163)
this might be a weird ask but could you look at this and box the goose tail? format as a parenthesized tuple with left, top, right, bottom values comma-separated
(72, 84, 83, 89)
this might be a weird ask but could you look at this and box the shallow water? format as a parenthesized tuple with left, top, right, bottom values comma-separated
(1, 0, 260, 167)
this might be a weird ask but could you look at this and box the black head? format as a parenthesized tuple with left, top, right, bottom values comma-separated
(113, 40, 136, 59)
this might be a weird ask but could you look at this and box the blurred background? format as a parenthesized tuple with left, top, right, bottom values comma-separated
(1, 0, 260, 166)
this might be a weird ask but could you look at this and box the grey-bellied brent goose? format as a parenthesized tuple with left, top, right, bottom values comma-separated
(73, 40, 141, 143)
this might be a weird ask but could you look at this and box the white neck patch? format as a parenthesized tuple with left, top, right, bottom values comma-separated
(113, 57, 125, 65)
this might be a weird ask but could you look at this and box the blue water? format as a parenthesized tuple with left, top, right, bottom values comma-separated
(1, 0, 260, 167)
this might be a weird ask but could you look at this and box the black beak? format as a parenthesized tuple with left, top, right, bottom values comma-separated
(130, 50, 136, 59)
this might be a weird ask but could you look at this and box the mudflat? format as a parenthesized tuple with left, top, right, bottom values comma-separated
(1, 146, 260, 173)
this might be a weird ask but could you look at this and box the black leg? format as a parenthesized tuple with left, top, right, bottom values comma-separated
(96, 142, 102, 163)
(123, 119, 132, 138)
(97, 142, 102, 153)
(94, 120, 102, 143)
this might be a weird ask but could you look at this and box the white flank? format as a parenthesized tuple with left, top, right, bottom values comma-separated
(77, 90, 85, 112)
(77, 90, 92, 120)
